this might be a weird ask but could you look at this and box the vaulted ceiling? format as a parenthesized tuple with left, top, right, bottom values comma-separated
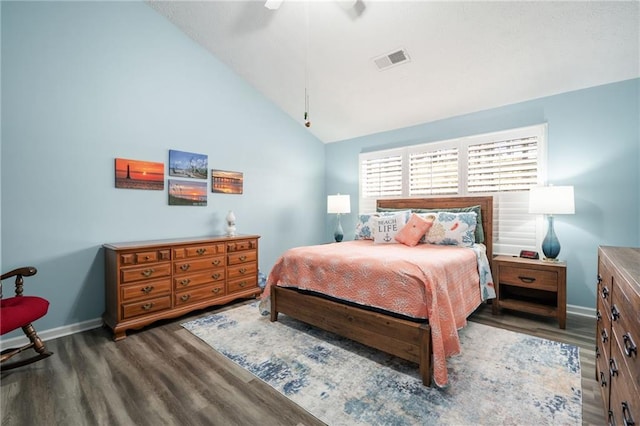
(148, 1, 640, 143)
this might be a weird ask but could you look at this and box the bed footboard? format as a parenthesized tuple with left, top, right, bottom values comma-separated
(271, 285, 432, 386)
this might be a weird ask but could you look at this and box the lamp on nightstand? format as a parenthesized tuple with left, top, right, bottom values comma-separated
(327, 194, 351, 242)
(528, 185, 575, 261)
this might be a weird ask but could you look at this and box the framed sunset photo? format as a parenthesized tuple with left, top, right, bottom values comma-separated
(114, 158, 164, 190)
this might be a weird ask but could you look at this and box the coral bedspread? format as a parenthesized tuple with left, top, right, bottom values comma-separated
(262, 240, 495, 387)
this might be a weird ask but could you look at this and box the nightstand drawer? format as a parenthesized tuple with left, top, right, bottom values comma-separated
(499, 266, 558, 291)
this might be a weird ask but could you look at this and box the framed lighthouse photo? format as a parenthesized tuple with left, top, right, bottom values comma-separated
(114, 158, 164, 190)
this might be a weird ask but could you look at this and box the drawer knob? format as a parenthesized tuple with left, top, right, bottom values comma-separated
(623, 333, 638, 357)
(611, 305, 621, 322)
(601, 286, 610, 299)
(212, 288, 221, 294)
(596, 274, 602, 284)
(196, 248, 207, 255)
(181, 294, 191, 302)
(141, 285, 154, 294)
(145, 255, 150, 260)
(596, 311, 602, 322)
(599, 371, 607, 387)
(517, 276, 536, 284)
(609, 357, 619, 377)
(181, 264, 190, 271)
(141, 269, 155, 277)
(212, 273, 221, 280)
(239, 268, 247, 274)
(212, 260, 221, 266)
(180, 279, 190, 286)
(239, 255, 247, 261)
(601, 329, 608, 343)
(622, 402, 635, 426)
(142, 302, 154, 311)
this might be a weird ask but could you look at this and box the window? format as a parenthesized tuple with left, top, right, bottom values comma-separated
(359, 124, 547, 255)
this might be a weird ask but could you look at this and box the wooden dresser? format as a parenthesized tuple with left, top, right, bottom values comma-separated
(596, 246, 639, 426)
(103, 235, 261, 341)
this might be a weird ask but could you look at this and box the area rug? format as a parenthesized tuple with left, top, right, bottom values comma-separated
(182, 302, 582, 425)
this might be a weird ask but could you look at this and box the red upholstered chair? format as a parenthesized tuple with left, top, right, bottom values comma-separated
(1, 266, 53, 371)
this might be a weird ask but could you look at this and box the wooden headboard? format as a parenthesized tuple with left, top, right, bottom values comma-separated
(377, 196, 493, 260)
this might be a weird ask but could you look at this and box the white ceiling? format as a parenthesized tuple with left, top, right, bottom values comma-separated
(147, 1, 640, 143)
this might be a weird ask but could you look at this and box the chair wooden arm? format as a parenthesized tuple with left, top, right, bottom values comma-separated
(1, 266, 38, 297)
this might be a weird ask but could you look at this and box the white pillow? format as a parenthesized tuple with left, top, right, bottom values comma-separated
(373, 213, 407, 244)
(425, 211, 477, 247)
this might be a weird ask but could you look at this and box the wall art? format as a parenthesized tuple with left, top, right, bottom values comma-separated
(211, 169, 243, 194)
(168, 149, 208, 180)
(168, 179, 207, 206)
(114, 158, 164, 190)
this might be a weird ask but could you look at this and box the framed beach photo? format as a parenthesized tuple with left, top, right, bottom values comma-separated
(168, 150, 208, 180)
(168, 179, 207, 206)
(211, 169, 243, 194)
(114, 158, 164, 190)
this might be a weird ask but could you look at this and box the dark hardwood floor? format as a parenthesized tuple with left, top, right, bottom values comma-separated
(1, 300, 604, 425)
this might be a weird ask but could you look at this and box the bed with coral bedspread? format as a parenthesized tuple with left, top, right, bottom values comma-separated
(263, 196, 495, 387)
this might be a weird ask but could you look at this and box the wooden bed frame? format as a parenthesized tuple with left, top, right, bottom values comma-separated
(270, 196, 493, 386)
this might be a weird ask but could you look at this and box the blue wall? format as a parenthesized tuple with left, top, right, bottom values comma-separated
(326, 78, 640, 310)
(1, 1, 325, 337)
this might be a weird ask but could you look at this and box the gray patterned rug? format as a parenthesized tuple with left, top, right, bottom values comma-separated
(182, 302, 581, 425)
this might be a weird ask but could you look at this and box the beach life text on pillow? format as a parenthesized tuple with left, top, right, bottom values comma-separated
(373, 212, 407, 244)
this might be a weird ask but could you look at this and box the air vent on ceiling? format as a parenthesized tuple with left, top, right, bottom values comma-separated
(373, 48, 411, 71)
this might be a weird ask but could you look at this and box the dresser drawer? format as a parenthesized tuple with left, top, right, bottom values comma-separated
(173, 244, 225, 260)
(228, 262, 257, 279)
(498, 266, 558, 291)
(174, 269, 225, 290)
(120, 263, 172, 284)
(175, 282, 226, 306)
(174, 256, 225, 275)
(610, 334, 640, 426)
(228, 250, 257, 265)
(122, 295, 171, 319)
(121, 278, 171, 302)
(227, 239, 258, 252)
(120, 249, 171, 266)
(228, 275, 258, 294)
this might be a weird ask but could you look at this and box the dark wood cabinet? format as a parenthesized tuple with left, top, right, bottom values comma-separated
(103, 235, 260, 341)
(596, 246, 639, 425)
(492, 255, 566, 329)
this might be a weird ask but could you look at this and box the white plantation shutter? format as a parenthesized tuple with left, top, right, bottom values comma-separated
(409, 147, 458, 195)
(358, 124, 546, 254)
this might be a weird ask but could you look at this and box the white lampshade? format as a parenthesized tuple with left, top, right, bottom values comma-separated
(529, 186, 575, 215)
(327, 194, 351, 214)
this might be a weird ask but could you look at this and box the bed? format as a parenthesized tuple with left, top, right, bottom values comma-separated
(264, 196, 494, 387)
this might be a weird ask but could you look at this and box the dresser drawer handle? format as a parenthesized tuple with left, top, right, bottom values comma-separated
(212, 259, 221, 266)
(181, 264, 190, 271)
(623, 333, 638, 357)
(141, 285, 154, 294)
(622, 402, 635, 426)
(212, 273, 221, 280)
(196, 248, 207, 255)
(238, 281, 247, 288)
(609, 357, 619, 377)
(601, 329, 608, 343)
(517, 276, 536, 284)
(239, 268, 247, 274)
(597, 274, 602, 284)
(181, 294, 191, 302)
(212, 288, 221, 294)
(595, 345, 600, 359)
(611, 305, 621, 322)
(600, 371, 607, 387)
(141, 269, 155, 277)
(239, 255, 247, 261)
(180, 279, 190, 286)
(145, 255, 151, 260)
(601, 286, 610, 299)
(142, 302, 154, 311)
(596, 311, 602, 322)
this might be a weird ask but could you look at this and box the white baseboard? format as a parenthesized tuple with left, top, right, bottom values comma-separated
(567, 304, 596, 319)
(0, 317, 103, 350)
(0, 303, 598, 349)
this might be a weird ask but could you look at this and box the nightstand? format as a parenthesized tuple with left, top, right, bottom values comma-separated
(492, 255, 567, 329)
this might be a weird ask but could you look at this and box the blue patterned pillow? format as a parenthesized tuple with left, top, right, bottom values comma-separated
(354, 213, 378, 240)
(425, 211, 477, 247)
